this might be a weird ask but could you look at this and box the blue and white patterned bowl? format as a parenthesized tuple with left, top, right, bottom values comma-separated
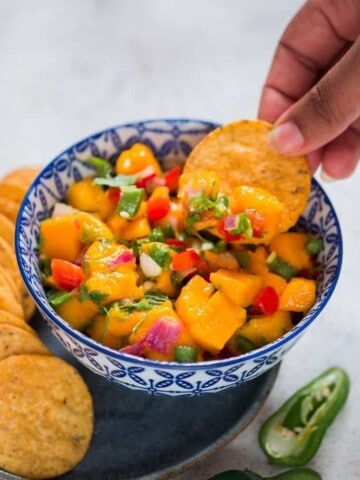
(15, 118, 342, 396)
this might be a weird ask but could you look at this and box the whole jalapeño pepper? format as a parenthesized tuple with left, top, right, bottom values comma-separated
(208, 467, 321, 479)
(259, 367, 350, 467)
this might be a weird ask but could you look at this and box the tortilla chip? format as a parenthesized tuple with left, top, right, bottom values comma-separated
(0, 212, 15, 248)
(0, 324, 49, 361)
(22, 288, 37, 322)
(184, 119, 310, 231)
(0, 196, 19, 223)
(0, 309, 36, 334)
(0, 236, 23, 292)
(0, 354, 93, 479)
(0, 167, 40, 204)
(0, 276, 23, 319)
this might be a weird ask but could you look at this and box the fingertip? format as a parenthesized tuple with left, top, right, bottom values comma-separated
(321, 128, 360, 180)
(306, 151, 322, 175)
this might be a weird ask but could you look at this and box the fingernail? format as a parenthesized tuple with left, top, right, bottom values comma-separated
(268, 121, 305, 154)
(320, 169, 336, 182)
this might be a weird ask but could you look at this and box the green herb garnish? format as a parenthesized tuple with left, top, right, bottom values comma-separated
(78, 285, 109, 305)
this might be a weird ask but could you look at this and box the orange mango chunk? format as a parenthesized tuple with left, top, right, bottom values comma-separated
(229, 185, 284, 244)
(210, 269, 262, 306)
(279, 277, 316, 312)
(40, 212, 113, 262)
(269, 232, 312, 270)
(238, 310, 293, 347)
(56, 295, 99, 331)
(84, 240, 136, 275)
(190, 291, 246, 353)
(106, 305, 147, 338)
(203, 251, 240, 272)
(116, 143, 162, 175)
(66, 178, 111, 218)
(85, 271, 143, 304)
(262, 272, 287, 296)
(86, 314, 123, 349)
(129, 300, 178, 344)
(175, 275, 214, 327)
(248, 246, 268, 276)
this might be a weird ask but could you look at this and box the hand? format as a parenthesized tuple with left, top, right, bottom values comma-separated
(258, 0, 360, 180)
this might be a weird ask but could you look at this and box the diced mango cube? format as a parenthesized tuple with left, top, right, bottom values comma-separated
(279, 277, 316, 312)
(56, 295, 99, 330)
(85, 271, 143, 304)
(262, 272, 287, 296)
(210, 269, 262, 306)
(238, 311, 293, 347)
(190, 291, 246, 353)
(86, 314, 123, 349)
(269, 232, 312, 270)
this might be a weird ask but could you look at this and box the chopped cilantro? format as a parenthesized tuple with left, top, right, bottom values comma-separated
(119, 293, 169, 314)
(188, 191, 229, 219)
(78, 285, 109, 305)
(46, 290, 72, 307)
(39, 258, 51, 278)
(149, 244, 171, 269)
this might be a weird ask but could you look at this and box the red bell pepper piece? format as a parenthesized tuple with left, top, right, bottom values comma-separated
(171, 249, 202, 272)
(246, 210, 265, 238)
(51, 258, 85, 291)
(165, 238, 189, 250)
(147, 197, 171, 222)
(164, 167, 181, 192)
(107, 187, 122, 205)
(252, 286, 279, 315)
(135, 166, 157, 189)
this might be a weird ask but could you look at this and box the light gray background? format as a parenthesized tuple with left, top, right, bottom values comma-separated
(0, 1, 359, 479)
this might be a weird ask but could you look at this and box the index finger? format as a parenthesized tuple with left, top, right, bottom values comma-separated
(258, 0, 360, 123)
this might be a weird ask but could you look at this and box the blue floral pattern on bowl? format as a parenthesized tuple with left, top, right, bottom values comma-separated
(15, 119, 342, 396)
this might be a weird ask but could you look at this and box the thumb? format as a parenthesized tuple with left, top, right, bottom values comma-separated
(268, 38, 360, 156)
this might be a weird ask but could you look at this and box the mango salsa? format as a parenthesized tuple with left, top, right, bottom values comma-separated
(39, 142, 320, 362)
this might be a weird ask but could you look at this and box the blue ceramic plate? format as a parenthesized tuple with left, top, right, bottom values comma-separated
(0, 313, 279, 480)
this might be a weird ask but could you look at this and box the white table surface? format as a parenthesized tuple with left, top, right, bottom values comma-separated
(0, 1, 359, 479)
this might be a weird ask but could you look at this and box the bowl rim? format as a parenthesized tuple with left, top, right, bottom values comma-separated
(15, 117, 343, 370)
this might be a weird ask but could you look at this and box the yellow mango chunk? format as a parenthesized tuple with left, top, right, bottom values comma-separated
(86, 314, 123, 349)
(155, 270, 178, 297)
(191, 291, 246, 353)
(84, 240, 136, 275)
(262, 272, 287, 296)
(40, 212, 113, 262)
(238, 310, 293, 347)
(121, 217, 151, 241)
(229, 185, 284, 244)
(178, 170, 220, 201)
(269, 232, 312, 270)
(203, 251, 240, 272)
(210, 269, 262, 306)
(116, 143, 162, 175)
(85, 271, 143, 304)
(129, 301, 178, 344)
(56, 295, 99, 330)
(66, 178, 106, 214)
(40, 215, 82, 262)
(248, 246, 268, 276)
(279, 277, 316, 312)
(106, 305, 147, 338)
(175, 275, 214, 327)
